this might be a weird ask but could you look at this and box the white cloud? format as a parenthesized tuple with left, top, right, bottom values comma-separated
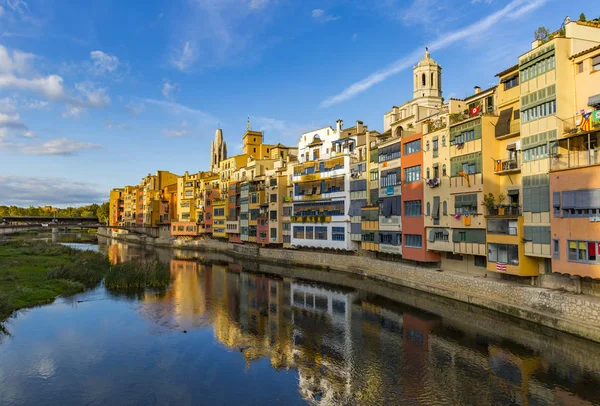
(0, 175, 106, 206)
(162, 80, 179, 101)
(25, 99, 48, 109)
(20, 137, 100, 155)
(0, 74, 65, 100)
(75, 82, 110, 107)
(312, 9, 340, 23)
(6, 0, 28, 15)
(125, 101, 145, 116)
(62, 106, 85, 118)
(0, 111, 20, 125)
(162, 121, 188, 137)
(170, 41, 197, 72)
(0, 97, 17, 113)
(320, 0, 547, 107)
(22, 130, 35, 138)
(90, 50, 120, 74)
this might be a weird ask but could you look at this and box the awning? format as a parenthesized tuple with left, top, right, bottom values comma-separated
(589, 94, 600, 107)
(500, 73, 518, 83)
(348, 199, 367, 216)
(428, 228, 449, 242)
(495, 108, 513, 137)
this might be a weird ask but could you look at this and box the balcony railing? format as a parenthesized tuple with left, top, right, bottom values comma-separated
(494, 156, 521, 174)
(486, 205, 522, 217)
(290, 215, 333, 223)
(550, 149, 600, 171)
(562, 114, 600, 136)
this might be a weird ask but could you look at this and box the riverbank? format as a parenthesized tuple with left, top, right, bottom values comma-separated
(0, 240, 106, 321)
(99, 226, 600, 343)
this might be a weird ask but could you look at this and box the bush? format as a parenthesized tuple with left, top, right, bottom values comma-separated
(47, 250, 110, 287)
(105, 259, 171, 290)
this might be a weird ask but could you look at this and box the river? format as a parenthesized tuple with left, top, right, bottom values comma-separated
(1, 234, 600, 405)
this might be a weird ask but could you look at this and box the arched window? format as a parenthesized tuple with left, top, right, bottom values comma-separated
(431, 72, 434, 88)
(442, 135, 446, 146)
(427, 202, 431, 216)
(443, 201, 448, 216)
(426, 141, 430, 151)
(422, 73, 426, 87)
(415, 75, 418, 89)
(395, 127, 403, 138)
(426, 168, 430, 178)
(442, 164, 447, 177)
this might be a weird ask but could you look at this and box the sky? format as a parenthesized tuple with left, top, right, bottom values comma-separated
(0, 0, 593, 207)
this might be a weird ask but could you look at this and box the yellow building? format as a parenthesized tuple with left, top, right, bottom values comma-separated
(138, 170, 179, 227)
(212, 191, 227, 239)
(109, 188, 124, 226)
(122, 185, 138, 227)
(360, 206, 379, 252)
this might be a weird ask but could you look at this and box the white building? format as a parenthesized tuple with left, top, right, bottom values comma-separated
(291, 120, 362, 251)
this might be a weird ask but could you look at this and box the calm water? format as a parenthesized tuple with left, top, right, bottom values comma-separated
(1, 236, 600, 405)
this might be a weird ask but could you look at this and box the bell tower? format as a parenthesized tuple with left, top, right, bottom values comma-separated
(413, 48, 442, 100)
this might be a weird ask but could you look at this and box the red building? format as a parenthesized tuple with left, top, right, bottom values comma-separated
(203, 188, 219, 236)
(228, 182, 242, 243)
(256, 216, 270, 245)
(401, 132, 440, 263)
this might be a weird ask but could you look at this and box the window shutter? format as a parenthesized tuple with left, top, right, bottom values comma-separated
(524, 226, 533, 241)
(575, 189, 591, 209)
(443, 201, 448, 216)
(562, 191, 575, 209)
(591, 189, 600, 209)
(553, 192, 561, 208)
(539, 186, 550, 212)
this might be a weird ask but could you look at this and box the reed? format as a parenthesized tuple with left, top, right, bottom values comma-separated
(104, 259, 171, 290)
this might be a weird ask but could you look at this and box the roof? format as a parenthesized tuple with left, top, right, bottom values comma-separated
(495, 64, 519, 77)
(570, 43, 600, 60)
(463, 85, 498, 102)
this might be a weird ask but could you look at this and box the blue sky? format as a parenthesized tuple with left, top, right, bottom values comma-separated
(0, 0, 593, 206)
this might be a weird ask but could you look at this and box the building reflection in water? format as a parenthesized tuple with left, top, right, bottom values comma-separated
(98, 239, 600, 405)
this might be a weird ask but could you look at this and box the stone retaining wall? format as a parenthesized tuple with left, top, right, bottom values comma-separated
(97, 227, 600, 343)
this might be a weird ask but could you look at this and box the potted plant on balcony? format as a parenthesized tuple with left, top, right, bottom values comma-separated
(482, 193, 497, 215)
(497, 193, 506, 216)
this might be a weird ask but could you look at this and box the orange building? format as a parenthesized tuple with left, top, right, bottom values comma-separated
(401, 131, 440, 262)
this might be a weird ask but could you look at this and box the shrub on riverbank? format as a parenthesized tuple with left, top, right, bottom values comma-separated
(105, 259, 170, 289)
(47, 250, 110, 287)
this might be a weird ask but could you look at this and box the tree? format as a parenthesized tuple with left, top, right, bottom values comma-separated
(96, 202, 110, 225)
(534, 26, 550, 41)
(579, 13, 586, 22)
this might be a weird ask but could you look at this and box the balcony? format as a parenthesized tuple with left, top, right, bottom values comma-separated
(486, 205, 522, 217)
(562, 114, 600, 136)
(290, 215, 332, 223)
(550, 132, 600, 172)
(494, 156, 521, 174)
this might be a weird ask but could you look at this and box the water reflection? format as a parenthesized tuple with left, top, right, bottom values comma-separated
(103, 238, 600, 405)
(1, 237, 599, 405)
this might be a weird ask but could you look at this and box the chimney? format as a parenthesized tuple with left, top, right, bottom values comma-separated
(356, 120, 364, 133)
(336, 119, 343, 133)
(474, 86, 481, 94)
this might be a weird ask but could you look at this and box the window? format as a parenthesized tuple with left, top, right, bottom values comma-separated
(332, 227, 345, 241)
(568, 240, 599, 263)
(520, 54, 555, 82)
(488, 243, 519, 265)
(452, 129, 475, 145)
(185, 190, 193, 197)
(474, 256, 487, 268)
(380, 168, 401, 188)
(271, 228, 277, 239)
(487, 219, 518, 235)
(442, 164, 446, 177)
(213, 208, 225, 216)
(503, 75, 519, 90)
(270, 194, 277, 203)
(441, 135, 446, 147)
(315, 226, 327, 240)
(592, 55, 600, 72)
(577, 62, 584, 73)
(378, 143, 400, 162)
(426, 168, 430, 179)
(454, 194, 478, 214)
(178, 225, 184, 231)
(405, 234, 422, 248)
(422, 73, 426, 86)
(522, 100, 556, 123)
(305, 226, 314, 239)
(553, 239, 560, 259)
(404, 200, 421, 217)
(442, 201, 448, 216)
(404, 165, 421, 183)
(293, 226, 304, 239)
(433, 231, 448, 241)
(404, 139, 421, 155)
(270, 210, 277, 221)
(380, 232, 401, 246)
(370, 171, 379, 181)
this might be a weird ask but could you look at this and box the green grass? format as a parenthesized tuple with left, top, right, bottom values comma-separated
(0, 240, 109, 322)
(105, 259, 171, 290)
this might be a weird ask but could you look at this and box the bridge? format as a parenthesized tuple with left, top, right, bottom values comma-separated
(0, 217, 102, 235)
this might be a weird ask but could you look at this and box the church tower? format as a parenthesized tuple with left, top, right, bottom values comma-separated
(210, 128, 227, 173)
(413, 48, 442, 101)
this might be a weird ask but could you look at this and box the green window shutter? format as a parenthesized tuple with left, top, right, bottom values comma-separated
(539, 186, 550, 212)
(474, 125, 482, 140)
